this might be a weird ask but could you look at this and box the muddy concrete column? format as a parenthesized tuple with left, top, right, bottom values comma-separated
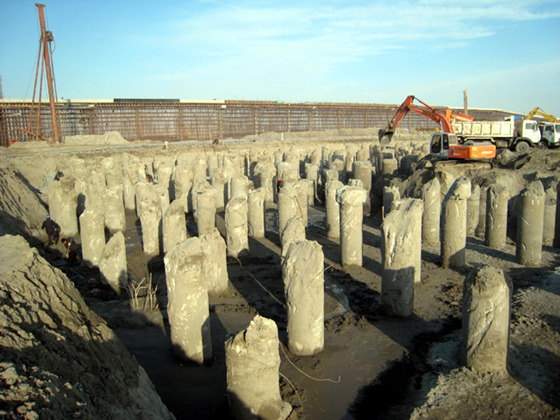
(543, 184, 557, 247)
(475, 186, 488, 238)
(462, 266, 512, 373)
(484, 184, 509, 249)
(282, 167, 299, 191)
(281, 216, 306, 257)
(276, 162, 293, 184)
(467, 184, 480, 237)
(516, 181, 545, 266)
(305, 163, 319, 202)
(248, 188, 266, 239)
(230, 175, 251, 200)
(294, 180, 309, 226)
(104, 185, 126, 233)
(323, 168, 339, 185)
(211, 168, 228, 211)
(225, 315, 292, 420)
(99, 231, 127, 295)
(353, 161, 373, 216)
(329, 158, 346, 183)
(383, 185, 400, 219)
(254, 162, 276, 204)
(200, 228, 229, 296)
(356, 147, 370, 162)
(277, 187, 299, 244)
(155, 183, 170, 220)
(137, 185, 162, 256)
(172, 166, 193, 213)
(441, 177, 471, 269)
(325, 180, 344, 240)
(436, 171, 457, 199)
(381, 199, 423, 318)
(122, 172, 137, 211)
(163, 200, 188, 254)
(300, 178, 315, 206)
(164, 237, 211, 364)
(79, 208, 105, 267)
(196, 188, 217, 236)
(47, 177, 78, 237)
(421, 177, 441, 245)
(337, 186, 367, 267)
(225, 197, 249, 258)
(282, 240, 324, 356)
(381, 157, 398, 178)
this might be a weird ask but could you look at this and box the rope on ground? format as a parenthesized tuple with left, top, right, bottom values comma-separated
(280, 342, 341, 384)
(278, 370, 303, 409)
(235, 257, 286, 309)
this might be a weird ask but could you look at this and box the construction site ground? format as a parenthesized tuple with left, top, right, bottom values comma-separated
(1, 131, 559, 419)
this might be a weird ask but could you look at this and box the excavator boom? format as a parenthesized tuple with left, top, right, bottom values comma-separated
(379, 95, 459, 144)
(525, 107, 559, 123)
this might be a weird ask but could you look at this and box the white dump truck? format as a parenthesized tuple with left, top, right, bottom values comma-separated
(452, 117, 560, 153)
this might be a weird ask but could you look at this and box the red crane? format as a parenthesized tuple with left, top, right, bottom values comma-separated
(17, 3, 60, 144)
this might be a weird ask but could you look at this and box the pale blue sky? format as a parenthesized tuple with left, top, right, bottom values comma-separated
(1, 0, 559, 115)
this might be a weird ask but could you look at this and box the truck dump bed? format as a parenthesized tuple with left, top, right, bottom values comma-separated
(452, 119, 514, 138)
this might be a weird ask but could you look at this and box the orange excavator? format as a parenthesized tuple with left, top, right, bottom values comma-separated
(379, 95, 496, 163)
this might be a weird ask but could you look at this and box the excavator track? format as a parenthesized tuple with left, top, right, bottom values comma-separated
(432, 158, 493, 171)
(418, 156, 494, 171)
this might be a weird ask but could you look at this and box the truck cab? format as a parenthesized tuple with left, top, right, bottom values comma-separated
(539, 123, 560, 147)
(514, 119, 542, 145)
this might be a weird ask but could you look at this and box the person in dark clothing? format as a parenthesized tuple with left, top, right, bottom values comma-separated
(277, 178, 283, 194)
(61, 237, 81, 265)
(41, 214, 60, 245)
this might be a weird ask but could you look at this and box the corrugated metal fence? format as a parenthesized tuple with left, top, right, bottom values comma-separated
(0, 100, 516, 147)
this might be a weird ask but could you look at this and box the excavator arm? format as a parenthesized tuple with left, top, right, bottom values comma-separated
(379, 95, 459, 144)
(525, 107, 559, 123)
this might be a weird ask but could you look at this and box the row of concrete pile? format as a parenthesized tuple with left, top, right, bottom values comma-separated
(42, 139, 558, 419)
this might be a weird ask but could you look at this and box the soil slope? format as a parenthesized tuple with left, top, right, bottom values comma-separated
(0, 235, 174, 419)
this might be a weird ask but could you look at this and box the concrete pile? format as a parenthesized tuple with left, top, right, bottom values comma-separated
(164, 238, 212, 364)
(282, 240, 324, 356)
(381, 198, 423, 317)
(225, 315, 292, 420)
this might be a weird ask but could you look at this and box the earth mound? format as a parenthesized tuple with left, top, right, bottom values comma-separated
(0, 235, 174, 419)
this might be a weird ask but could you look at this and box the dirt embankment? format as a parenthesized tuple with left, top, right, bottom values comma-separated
(0, 235, 174, 419)
(0, 165, 47, 240)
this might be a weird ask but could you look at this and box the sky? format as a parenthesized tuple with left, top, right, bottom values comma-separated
(1, 0, 559, 115)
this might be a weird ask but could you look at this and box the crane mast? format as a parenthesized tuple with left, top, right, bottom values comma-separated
(23, 3, 60, 144)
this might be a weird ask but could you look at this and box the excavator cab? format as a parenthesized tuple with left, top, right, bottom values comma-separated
(430, 133, 451, 157)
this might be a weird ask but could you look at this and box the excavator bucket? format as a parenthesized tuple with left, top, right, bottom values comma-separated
(378, 129, 394, 146)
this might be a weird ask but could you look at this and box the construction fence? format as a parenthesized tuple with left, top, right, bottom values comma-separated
(0, 99, 516, 147)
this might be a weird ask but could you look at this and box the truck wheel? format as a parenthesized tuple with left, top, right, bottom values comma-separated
(515, 141, 530, 153)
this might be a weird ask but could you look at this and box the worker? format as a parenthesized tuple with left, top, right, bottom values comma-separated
(61, 237, 81, 265)
(277, 178, 284, 194)
(41, 214, 60, 246)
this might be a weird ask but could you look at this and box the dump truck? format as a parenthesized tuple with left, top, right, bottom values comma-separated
(452, 116, 560, 152)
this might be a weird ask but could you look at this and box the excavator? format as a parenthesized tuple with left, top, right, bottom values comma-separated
(525, 107, 559, 123)
(378, 95, 496, 165)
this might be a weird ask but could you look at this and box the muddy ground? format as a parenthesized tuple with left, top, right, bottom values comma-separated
(2, 132, 560, 419)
